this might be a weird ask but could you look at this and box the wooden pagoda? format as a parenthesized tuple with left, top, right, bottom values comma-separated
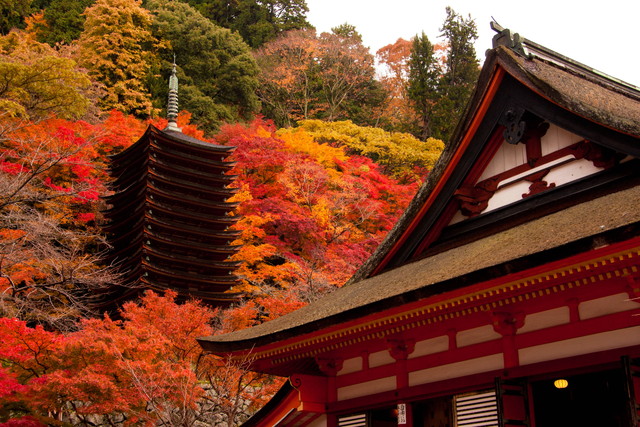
(102, 65, 241, 306)
(199, 24, 640, 426)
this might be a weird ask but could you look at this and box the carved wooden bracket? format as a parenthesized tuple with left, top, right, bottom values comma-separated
(454, 177, 501, 217)
(522, 169, 555, 198)
(315, 357, 343, 376)
(570, 140, 624, 169)
(492, 311, 525, 336)
(387, 338, 416, 361)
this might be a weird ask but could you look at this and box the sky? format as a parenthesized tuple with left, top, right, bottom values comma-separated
(305, 0, 640, 87)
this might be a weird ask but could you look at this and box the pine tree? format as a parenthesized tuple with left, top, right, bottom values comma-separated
(435, 7, 479, 141)
(406, 32, 439, 140)
(406, 8, 479, 143)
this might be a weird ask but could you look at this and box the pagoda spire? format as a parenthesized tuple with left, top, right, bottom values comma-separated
(165, 59, 182, 132)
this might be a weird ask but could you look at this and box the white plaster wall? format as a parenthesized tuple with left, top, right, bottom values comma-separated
(478, 140, 527, 181)
(544, 158, 603, 187)
(337, 376, 396, 401)
(409, 335, 449, 359)
(518, 325, 640, 366)
(409, 354, 503, 387)
(338, 357, 363, 376)
(369, 349, 395, 368)
(579, 293, 640, 320)
(519, 307, 570, 334)
(484, 180, 532, 212)
(541, 124, 581, 156)
(457, 325, 501, 347)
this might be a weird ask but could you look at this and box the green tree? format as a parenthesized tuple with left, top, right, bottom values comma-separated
(147, 0, 260, 133)
(434, 7, 479, 141)
(407, 32, 439, 140)
(187, 0, 312, 48)
(406, 8, 479, 142)
(37, 0, 94, 45)
(0, 0, 33, 35)
(77, 0, 157, 117)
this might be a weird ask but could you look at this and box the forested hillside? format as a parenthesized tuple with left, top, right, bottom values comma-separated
(0, 1, 478, 425)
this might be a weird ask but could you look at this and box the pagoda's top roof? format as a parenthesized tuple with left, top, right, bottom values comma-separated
(110, 125, 234, 163)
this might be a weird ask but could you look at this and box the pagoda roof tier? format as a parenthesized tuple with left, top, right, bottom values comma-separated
(148, 170, 237, 197)
(109, 126, 234, 163)
(141, 261, 239, 286)
(141, 254, 239, 281)
(143, 228, 240, 254)
(107, 143, 148, 173)
(142, 233, 242, 259)
(149, 157, 237, 184)
(146, 183, 239, 212)
(156, 128, 235, 155)
(143, 228, 240, 256)
(149, 140, 236, 171)
(143, 215, 241, 242)
(142, 246, 241, 270)
(107, 168, 149, 193)
(101, 210, 145, 234)
(145, 199, 238, 225)
(139, 282, 242, 303)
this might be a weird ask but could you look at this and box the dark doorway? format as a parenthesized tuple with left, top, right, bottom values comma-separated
(531, 369, 628, 427)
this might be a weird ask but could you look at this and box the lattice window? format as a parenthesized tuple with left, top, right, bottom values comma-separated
(338, 413, 367, 427)
(455, 390, 499, 427)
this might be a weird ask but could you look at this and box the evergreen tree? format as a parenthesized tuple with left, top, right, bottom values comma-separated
(434, 7, 479, 141)
(406, 32, 439, 140)
(0, 0, 33, 34)
(37, 0, 94, 45)
(406, 8, 479, 143)
(147, 0, 260, 133)
(186, 0, 312, 48)
(77, 0, 157, 117)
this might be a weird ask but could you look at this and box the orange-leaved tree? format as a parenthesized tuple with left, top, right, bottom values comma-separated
(0, 109, 149, 329)
(0, 290, 283, 426)
(215, 118, 419, 310)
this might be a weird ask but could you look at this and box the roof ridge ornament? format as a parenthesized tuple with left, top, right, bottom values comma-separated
(489, 21, 532, 59)
(164, 57, 182, 132)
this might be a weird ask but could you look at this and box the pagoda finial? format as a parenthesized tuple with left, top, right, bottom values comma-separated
(165, 57, 182, 132)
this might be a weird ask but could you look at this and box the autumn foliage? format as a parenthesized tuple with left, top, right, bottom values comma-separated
(214, 118, 420, 303)
(0, 290, 283, 426)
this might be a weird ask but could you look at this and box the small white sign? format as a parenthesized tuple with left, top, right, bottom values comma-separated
(397, 403, 407, 425)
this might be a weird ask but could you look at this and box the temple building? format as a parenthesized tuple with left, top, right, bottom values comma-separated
(102, 65, 241, 306)
(198, 24, 640, 426)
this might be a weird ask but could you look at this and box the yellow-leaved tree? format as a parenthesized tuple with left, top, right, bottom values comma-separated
(0, 29, 92, 120)
(77, 0, 158, 117)
(285, 120, 444, 183)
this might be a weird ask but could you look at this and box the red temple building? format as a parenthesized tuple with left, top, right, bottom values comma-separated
(102, 65, 241, 306)
(199, 24, 640, 426)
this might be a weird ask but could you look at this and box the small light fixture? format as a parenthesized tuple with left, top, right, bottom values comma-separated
(554, 379, 569, 389)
